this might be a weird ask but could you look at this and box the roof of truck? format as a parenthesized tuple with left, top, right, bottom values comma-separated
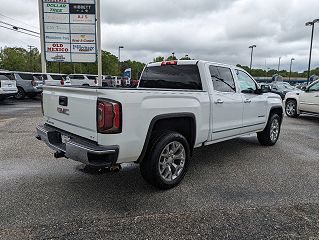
(147, 60, 237, 69)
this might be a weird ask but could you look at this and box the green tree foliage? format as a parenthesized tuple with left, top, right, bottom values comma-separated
(153, 56, 164, 62)
(166, 55, 177, 61)
(0, 47, 145, 78)
(236, 64, 313, 78)
(180, 55, 191, 60)
(120, 60, 145, 79)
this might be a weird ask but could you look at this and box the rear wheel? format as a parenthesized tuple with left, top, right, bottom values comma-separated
(15, 87, 25, 100)
(285, 99, 299, 118)
(257, 114, 281, 146)
(140, 131, 190, 190)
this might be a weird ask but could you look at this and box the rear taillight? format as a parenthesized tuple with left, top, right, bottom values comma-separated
(31, 79, 37, 86)
(60, 79, 65, 86)
(97, 99, 122, 134)
(161, 60, 177, 66)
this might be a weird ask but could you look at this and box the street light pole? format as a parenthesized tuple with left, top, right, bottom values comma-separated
(306, 19, 319, 85)
(289, 58, 295, 82)
(118, 46, 124, 73)
(278, 57, 281, 72)
(249, 45, 256, 73)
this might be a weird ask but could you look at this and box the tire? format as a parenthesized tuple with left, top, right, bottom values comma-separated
(15, 87, 26, 100)
(285, 99, 299, 118)
(257, 114, 281, 146)
(140, 131, 190, 190)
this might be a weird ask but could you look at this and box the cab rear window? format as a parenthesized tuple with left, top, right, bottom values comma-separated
(140, 65, 202, 90)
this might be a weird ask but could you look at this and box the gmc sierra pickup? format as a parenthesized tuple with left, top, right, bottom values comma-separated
(36, 60, 283, 189)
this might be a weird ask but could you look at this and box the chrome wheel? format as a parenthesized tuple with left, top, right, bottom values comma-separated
(158, 141, 185, 182)
(270, 119, 280, 142)
(286, 101, 296, 117)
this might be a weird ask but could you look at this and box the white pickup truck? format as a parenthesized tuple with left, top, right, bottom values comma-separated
(36, 60, 283, 189)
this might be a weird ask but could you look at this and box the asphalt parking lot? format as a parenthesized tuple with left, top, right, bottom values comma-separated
(0, 98, 319, 239)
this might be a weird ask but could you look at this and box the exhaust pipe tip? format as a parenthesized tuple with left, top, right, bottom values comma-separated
(54, 151, 65, 159)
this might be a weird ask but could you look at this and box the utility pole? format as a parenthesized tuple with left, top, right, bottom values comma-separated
(28, 45, 36, 72)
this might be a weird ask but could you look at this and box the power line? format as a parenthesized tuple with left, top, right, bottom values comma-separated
(0, 12, 39, 30)
(0, 21, 39, 35)
(0, 25, 40, 38)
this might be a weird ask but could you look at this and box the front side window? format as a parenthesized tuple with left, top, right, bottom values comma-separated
(210, 66, 236, 93)
(309, 82, 319, 92)
(236, 70, 257, 94)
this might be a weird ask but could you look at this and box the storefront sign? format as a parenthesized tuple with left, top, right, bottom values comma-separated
(42, 0, 96, 63)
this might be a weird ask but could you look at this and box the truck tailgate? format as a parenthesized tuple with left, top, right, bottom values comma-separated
(43, 87, 98, 142)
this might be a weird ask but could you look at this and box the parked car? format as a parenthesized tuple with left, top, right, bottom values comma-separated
(13, 72, 44, 99)
(269, 82, 300, 100)
(111, 76, 122, 87)
(0, 71, 17, 100)
(36, 60, 283, 189)
(121, 76, 131, 87)
(66, 74, 97, 86)
(42, 74, 70, 86)
(284, 80, 319, 117)
(102, 75, 113, 87)
(131, 79, 140, 88)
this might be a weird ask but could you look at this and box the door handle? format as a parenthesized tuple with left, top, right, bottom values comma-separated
(315, 95, 319, 97)
(214, 99, 224, 104)
(244, 99, 252, 103)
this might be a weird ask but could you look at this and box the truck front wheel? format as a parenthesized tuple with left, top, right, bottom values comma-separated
(140, 131, 190, 190)
(257, 114, 281, 146)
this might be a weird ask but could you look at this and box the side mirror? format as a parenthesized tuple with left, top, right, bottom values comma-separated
(260, 85, 271, 93)
(301, 86, 307, 91)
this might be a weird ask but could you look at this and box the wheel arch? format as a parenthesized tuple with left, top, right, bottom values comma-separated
(269, 106, 284, 124)
(136, 113, 196, 163)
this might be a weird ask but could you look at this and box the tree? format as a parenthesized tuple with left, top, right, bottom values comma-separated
(180, 55, 191, 60)
(166, 55, 177, 61)
(153, 56, 164, 62)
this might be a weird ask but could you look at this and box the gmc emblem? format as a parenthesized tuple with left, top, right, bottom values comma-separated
(57, 107, 70, 115)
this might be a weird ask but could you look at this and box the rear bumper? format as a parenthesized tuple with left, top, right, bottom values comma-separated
(36, 124, 119, 167)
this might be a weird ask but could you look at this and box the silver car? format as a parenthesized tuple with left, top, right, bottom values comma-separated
(0, 71, 17, 100)
(13, 72, 44, 99)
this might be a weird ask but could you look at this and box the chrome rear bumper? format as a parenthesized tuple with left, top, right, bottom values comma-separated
(36, 125, 119, 167)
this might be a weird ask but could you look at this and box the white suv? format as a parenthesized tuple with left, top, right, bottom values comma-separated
(285, 80, 319, 117)
(0, 71, 17, 101)
(67, 74, 97, 86)
(43, 74, 71, 86)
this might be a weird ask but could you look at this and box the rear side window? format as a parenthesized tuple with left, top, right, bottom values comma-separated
(0, 75, 9, 80)
(69, 75, 84, 80)
(17, 73, 34, 80)
(140, 65, 202, 90)
(0, 73, 15, 80)
(87, 75, 97, 80)
(210, 66, 236, 93)
(51, 75, 64, 80)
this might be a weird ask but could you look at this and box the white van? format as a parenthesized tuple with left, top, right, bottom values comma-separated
(0, 71, 17, 100)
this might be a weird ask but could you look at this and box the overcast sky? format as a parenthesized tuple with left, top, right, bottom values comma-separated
(1, 0, 319, 72)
